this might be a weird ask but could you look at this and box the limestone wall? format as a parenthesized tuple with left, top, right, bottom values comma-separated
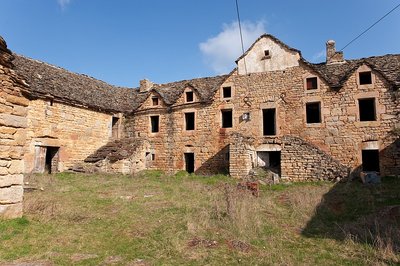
(24, 99, 115, 172)
(0, 54, 28, 218)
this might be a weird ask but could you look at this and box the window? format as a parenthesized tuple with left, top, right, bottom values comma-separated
(306, 102, 321, 124)
(150, 116, 159, 133)
(221, 109, 233, 128)
(359, 71, 372, 85)
(222, 87, 232, 99)
(152, 97, 159, 106)
(263, 108, 276, 136)
(185, 112, 195, 131)
(264, 50, 270, 57)
(111, 117, 119, 138)
(358, 98, 376, 121)
(186, 91, 194, 102)
(306, 77, 318, 90)
(151, 153, 156, 161)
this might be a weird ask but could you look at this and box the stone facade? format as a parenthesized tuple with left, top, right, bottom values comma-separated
(0, 33, 398, 197)
(0, 37, 28, 218)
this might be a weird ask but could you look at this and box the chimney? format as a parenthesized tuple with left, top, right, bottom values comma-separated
(326, 40, 344, 64)
(139, 79, 153, 92)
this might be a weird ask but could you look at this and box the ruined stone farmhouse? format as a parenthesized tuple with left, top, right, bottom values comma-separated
(0, 34, 399, 218)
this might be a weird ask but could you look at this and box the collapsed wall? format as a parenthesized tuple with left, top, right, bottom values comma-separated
(0, 37, 28, 218)
(230, 133, 349, 181)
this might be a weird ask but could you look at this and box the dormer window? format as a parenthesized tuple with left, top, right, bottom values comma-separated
(222, 86, 232, 99)
(152, 97, 159, 106)
(186, 91, 194, 103)
(359, 71, 372, 85)
(306, 77, 318, 90)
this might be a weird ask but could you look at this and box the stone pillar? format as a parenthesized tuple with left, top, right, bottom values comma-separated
(326, 40, 344, 64)
(229, 133, 255, 179)
(0, 36, 28, 218)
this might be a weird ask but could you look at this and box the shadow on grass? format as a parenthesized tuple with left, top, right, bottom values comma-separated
(303, 138, 400, 261)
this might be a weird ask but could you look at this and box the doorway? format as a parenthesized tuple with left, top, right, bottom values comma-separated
(184, 153, 195, 173)
(362, 149, 380, 172)
(257, 151, 281, 175)
(34, 146, 60, 174)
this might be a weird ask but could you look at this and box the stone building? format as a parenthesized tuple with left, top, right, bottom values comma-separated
(0, 34, 399, 217)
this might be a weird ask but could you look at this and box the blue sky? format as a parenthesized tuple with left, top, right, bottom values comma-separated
(1, 0, 399, 87)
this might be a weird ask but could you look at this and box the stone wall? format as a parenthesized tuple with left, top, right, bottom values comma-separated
(24, 99, 115, 173)
(0, 38, 28, 218)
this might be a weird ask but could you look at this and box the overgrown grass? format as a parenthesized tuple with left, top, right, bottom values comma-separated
(0, 171, 398, 265)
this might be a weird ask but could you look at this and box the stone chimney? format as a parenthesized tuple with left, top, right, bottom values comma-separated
(139, 79, 153, 92)
(0, 36, 14, 68)
(326, 40, 344, 64)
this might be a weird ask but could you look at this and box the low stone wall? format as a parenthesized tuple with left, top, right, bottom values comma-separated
(0, 37, 28, 218)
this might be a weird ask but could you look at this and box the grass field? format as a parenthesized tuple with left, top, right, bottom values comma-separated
(0, 171, 399, 265)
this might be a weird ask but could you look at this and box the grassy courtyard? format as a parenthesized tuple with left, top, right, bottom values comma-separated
(0, 171, 399, 265)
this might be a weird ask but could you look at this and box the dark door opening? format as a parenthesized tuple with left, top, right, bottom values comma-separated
(184, 153, 195, 173)
(112, 117, 119, 138)
(362, 149, 380, 172)
(44, 147, 59, 174)
(257, 151, 281, 175)
(263, 108, 276, 135)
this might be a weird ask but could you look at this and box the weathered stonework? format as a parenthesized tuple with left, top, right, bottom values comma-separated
(0, 37, 28, 218)
(0, 34, 398, 189)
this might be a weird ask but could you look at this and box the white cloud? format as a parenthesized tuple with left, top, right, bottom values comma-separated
(199, 20, 266, 74)
(58, 0, 71, 9)
(311, 49, 325, 62)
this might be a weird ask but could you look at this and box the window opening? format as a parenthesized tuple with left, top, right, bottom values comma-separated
(358, 98, 376, 121)
(111, 117, 119, 138)
(263, 108, 276, 135)
(221, 109, 233, 128)
(152, 97, 159, 106)
(184, 153, 195, 173)
(222, 87, 232, 99)
(150, 116, 159, 133)
(362, 149, 380, 172)
(306, 77, 318, 90)
(185, 112, 195, 131)
(186, 91, 194, 102)
(306, 102, 321, 124)
(359, 71, 372, 85)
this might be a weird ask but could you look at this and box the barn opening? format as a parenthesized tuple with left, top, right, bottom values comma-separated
(262, 108, 276, 135)
(257, 151, 281, 173)
(306, 102, 321, 124)
(184, 152, 195, 173)
(150, 115, 159, 133)
(221, 109, 233, 128)
(362, 149, 380, 172)
(34, 146, 60, 174)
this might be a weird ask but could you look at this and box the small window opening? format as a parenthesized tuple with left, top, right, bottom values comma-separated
(221, 109, 233, 128)
(112, 117, 119, 138)
(362, 149, 380, 172)
(49, 99, 54, 106)
(264, 50, 270, 57)
(152, 97, 159, 106)
(263, 108, 276, 136)
(186, 91, 194, 102)
(151, 153, 155, 161)
(150, 116, 159, 133)
(359, 71, 372, 85)
(359, 98, 376, 121)
(185, 112, 195, 131)
(306, 77, 318, 90)
(184, 152, 195, 173)
(306, 102, 321, 124)
(222, 87, 232, 99)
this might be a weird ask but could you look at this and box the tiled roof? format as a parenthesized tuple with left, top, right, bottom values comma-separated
(13, 54, 141, 113)
(311, 54, 400, 89)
